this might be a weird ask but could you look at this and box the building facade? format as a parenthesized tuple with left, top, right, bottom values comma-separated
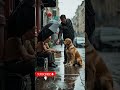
(72, 0, 85, 36)
(91, 0, 120, 27)
(42, 0, 60, 42)
(42, 0, 59, 26)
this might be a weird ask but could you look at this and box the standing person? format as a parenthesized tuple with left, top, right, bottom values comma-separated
(57, 14, 75, 64)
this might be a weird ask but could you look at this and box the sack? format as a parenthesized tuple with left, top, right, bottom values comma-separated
(54, 51, 61, 58)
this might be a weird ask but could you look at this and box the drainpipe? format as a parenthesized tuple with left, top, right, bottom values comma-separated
(35, 0, 41, 46)
(41, 7, 43, 28)
(36, 0, 41, 33)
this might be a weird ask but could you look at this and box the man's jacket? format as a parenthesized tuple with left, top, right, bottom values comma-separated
(59, 19, 75, 41)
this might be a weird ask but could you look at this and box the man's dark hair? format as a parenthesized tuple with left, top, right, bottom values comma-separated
(60, 14, 66, 19)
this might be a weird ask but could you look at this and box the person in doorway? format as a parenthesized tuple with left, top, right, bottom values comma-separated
(5, 26, 36, 90)
(4, 2, 35, 89)
(57, 14, 75, 64)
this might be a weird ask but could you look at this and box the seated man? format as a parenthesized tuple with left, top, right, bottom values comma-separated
(5, 27, 36, 90)
(4, 2, 35, 89)
(36, 36, 58, 68)
(22, 31, 36, 59)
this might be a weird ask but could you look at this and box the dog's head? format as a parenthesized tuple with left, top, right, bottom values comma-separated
(64, 38, 72, 47)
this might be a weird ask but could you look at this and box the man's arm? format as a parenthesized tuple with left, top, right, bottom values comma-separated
(45, 43, 50, 49)
(25, 40, 35, 55)
(58, 25, 63, 40)
(19, 44, 35, 60)
(44, 43, 57, 52)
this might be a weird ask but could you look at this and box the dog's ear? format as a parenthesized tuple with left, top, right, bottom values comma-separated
(68, 40, 71, 45)
(67, 38, 72, 45)
(64, 39, 68, 45)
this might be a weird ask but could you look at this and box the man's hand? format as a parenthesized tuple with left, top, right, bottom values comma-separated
(50, 49, 57, 53)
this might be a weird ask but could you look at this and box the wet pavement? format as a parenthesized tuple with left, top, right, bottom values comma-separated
(98, 50, 120, 90)
(35, 45, 85, 90)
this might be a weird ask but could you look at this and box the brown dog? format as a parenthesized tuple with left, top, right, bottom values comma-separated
(64, 38, 82, 66)
(85, 33, 114, 90)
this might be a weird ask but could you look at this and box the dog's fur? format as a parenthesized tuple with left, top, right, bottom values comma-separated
(85, 33, 114, 90)
(64, 38, 82, 66)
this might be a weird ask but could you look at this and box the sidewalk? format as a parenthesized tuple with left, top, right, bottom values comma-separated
(36, 45, 85, 90)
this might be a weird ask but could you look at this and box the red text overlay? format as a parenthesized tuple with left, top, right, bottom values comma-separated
(35, 71, 56, 77)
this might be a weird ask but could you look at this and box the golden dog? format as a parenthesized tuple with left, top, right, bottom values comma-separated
(85, 33, 114, 90)
(64, 38, 82, 66)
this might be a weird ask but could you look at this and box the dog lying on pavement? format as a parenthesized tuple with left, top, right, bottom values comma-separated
(64, 38, 82, 66)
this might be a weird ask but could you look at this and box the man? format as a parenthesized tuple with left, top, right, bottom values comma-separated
(4, 1, 35, 89)
(5, 27, 36, 90)
(36, 36, 58, 68)
(57, 14, 75, 64)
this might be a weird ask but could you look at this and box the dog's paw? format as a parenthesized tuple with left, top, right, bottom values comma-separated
(67, 62, 73, 66)
(64, 63, 70, 67)
(73, 63, 76, 66)
(64, 63, 68, 66)
(78, 63, 82, 67)
(64, 63, 71, 66)
(69, 64, 73, 66)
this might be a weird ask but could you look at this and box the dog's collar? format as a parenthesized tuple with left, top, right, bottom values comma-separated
(70, 45, 74, 49)
(67, 44, 74, 49)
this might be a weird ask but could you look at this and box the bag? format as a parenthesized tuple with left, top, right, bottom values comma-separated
(54, 51, 61, 58)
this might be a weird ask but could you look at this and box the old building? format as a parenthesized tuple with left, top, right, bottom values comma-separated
(91, 0, 120, 27)
(72, 0, 85, 36)
(43, 0, 60, 26)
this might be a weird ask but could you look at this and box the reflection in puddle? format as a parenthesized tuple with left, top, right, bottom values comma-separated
(36, 64, 84, 90)
(47, 81, 57, 89)
(56, 81, 68, 89)
(36, 46, 85, 90)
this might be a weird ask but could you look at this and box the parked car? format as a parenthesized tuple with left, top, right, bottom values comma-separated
(74, 37, 85, 48)
(92, 27, 120, 51)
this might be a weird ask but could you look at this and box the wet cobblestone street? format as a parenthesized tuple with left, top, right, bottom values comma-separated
(35, 45, 85, 90)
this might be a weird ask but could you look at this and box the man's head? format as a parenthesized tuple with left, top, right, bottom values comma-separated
(60, 14, 66, 24)
(44, 36, 51, 43)
(22, 26, 35, 40)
